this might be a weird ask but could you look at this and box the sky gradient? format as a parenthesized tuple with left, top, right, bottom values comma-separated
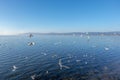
(0, 0, 120, 35)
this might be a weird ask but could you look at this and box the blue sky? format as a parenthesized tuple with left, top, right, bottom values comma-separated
(0, 0, 120, 34)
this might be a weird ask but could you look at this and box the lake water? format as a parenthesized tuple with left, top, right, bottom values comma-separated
(0, 35, 120, 80)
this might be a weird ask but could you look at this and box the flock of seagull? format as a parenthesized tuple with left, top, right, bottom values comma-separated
(11, 33, 110, 80)
(28, 34, 35, 46)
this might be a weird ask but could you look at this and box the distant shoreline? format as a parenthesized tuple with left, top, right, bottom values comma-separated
(22, 32, 120, 36)
(0, 31, 120, 36)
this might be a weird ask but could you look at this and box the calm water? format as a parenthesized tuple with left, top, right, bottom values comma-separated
(0, 35, 120, 80)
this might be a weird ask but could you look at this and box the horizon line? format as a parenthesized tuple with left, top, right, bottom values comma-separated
(0, 31, 120, 36)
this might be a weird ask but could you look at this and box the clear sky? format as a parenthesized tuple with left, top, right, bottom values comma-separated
(0, 0, 120, 35)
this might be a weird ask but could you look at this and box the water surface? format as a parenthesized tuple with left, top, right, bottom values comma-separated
(0, 35, 120, 80)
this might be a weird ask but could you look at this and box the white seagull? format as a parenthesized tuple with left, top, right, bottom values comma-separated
(58, 59, 70, 70)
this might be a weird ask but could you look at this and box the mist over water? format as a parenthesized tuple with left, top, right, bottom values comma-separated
(0, 35, 120, 80)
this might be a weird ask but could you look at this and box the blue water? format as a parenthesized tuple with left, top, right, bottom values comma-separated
(0, 35, 120, 80)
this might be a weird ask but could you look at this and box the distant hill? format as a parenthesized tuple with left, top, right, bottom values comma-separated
(22, 31, 120, 36)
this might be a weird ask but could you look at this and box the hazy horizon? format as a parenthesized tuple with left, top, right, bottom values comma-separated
(1, 30, 120, 35)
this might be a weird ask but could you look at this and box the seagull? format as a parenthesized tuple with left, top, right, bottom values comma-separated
(104, 47, 109, 51)
(29, 34, 33, 38)
(25, 57, 28, 59)
(31, 74, 36, 80)
(12, 65, 17, 71)
(76, 60, 81, 62)
(41, 52, 47, 56)
(85, 62, 88, 64)
(58, 59, 70, 70)
(46, 71, 49, 74)
(28, 42, 35, 46)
